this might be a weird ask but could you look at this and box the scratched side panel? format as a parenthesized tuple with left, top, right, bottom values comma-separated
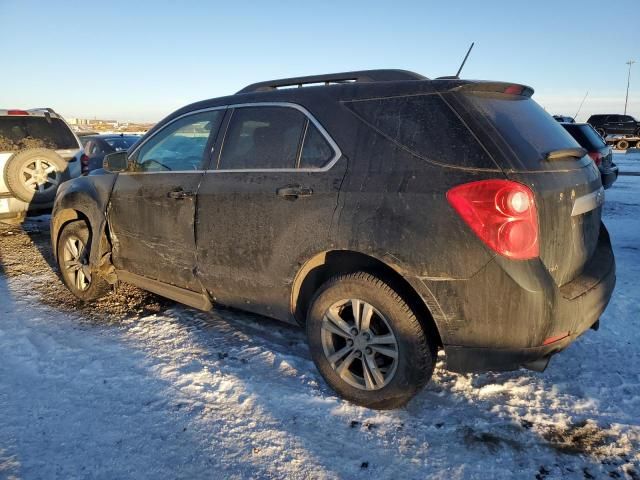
(108, 172, 204, 291)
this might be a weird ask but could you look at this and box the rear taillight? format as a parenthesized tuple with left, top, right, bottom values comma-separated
(588, 151, 602, 166)
(447, 179, 539, 260)
(7, 109, 29, 115)
(81, 153, 90, 175)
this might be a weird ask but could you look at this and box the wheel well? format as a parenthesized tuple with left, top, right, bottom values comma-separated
(52, 209, 92, 259)
(292, 250, 443, 347)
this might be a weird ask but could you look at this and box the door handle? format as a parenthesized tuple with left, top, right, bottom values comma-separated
(276, 185, 313, 200)
(167, 188, 195, 199)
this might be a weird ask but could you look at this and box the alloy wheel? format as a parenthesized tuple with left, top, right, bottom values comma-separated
(62, 235, 91, 291)
(20, 158, 61, 194)
(320, 298, 399, 390)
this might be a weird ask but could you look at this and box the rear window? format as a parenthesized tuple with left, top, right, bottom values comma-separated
(562, 124, 606, 150)
(345, 94, 496, 168)
(463, 94, 580, 167)
(104, 136, 139, 151)
(0, 116, 79, 151)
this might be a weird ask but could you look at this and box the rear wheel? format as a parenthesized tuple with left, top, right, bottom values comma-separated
(306, 272, 437, 409)
(57, 220, 110, 301)
(616, 139, 630, 150)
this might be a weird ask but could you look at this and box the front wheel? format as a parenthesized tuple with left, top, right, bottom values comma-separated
(306, 272, 437, 409)
(57, 220, 110, 301)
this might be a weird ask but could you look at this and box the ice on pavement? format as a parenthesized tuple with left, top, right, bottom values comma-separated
(1, 154, 639, 479)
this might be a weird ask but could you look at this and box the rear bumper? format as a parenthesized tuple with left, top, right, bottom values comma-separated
(0, 195, 29, 220)
(414, 224, 616, 373)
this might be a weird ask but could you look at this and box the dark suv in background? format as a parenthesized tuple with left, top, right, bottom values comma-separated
(51, 70, 615, 409)
(561, 123, 618, 189)
(587, 114, 640, 137)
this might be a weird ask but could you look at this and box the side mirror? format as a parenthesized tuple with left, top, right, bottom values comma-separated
(103, 151, 129, 172)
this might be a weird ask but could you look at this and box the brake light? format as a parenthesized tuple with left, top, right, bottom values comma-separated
(503, 85, 524, 95)
(588, 151, 602, 166)
(7, 109, 29, 116)
(81, 153, 90, 175)
(447, 180, 539, 260)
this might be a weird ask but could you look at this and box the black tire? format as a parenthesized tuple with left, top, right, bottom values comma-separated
(3, 148, 68, 204)
(596, 128, 606, 138)
(616, 139, 630, 150)
(57, 220, 110, 301)
(306, 272, 437, 409)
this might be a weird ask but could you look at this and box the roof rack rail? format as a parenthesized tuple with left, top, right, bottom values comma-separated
(236, 69, 427, 94)
(28, 107, 57, 114)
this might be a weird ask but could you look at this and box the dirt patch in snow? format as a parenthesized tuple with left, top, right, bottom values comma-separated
(0, 216, 173, 322)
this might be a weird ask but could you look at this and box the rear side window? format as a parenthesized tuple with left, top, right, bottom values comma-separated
(219, 107, 305, 169)
(563, 124, 606, 150)
(345, 94, 495, 168)
(299, 123, 333, 168)
(0, 117, 78, 151)
(463, 94, 580, 167)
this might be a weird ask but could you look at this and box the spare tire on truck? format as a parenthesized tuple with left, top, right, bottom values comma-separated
(3, 148, 68, 204)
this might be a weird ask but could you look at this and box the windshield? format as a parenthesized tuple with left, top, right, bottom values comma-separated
(463, 94, 581, 168)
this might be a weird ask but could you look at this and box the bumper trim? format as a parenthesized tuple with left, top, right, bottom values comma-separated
(444, 331, 579, 373)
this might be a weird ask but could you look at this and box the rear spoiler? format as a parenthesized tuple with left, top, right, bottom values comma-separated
(451, 82, 534, 97)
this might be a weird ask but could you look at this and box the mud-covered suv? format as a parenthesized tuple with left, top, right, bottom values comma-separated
(51, 70, 616, 409)
(0, 108, 82, 221)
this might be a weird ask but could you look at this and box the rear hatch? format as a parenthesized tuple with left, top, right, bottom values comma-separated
(443, 84, 603, 286)
(0, 115, 80, 161)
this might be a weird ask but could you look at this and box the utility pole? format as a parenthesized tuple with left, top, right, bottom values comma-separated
(624, 60, 635, 115)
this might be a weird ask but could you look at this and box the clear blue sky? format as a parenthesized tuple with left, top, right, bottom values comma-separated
(1, 0, 638, 122)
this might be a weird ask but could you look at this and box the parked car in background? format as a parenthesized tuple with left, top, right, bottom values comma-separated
(561, 122, 618, 189)
(587, 114, 640, 137)
(0, 108, 82, 222)
(80, 134, 140, 174)
(52, 70, 615, 409)
(553, 115, 575, 123)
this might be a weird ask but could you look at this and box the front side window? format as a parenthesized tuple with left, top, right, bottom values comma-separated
(218, 106, 306, 169)
(135, 110, 223, 172)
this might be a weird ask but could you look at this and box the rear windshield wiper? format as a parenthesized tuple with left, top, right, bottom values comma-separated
(544, 148, 587, 161)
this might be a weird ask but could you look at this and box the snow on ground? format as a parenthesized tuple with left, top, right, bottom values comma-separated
(615, 149, 640, 175)
(1, 156, 640, 479)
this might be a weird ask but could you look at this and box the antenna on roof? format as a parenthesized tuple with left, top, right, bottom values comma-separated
(574, 91, 589, 120)
(455, 42, 475, 78)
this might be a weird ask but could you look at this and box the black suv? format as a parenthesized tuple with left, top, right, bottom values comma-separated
(587, 114, 640, 137)
(51, 70, 615, 409)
